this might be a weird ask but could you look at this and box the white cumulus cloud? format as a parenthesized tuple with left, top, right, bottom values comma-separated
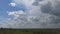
(9, 2, 16, 7)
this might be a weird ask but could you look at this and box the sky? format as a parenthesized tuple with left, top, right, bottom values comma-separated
(0, 0, 60, 28)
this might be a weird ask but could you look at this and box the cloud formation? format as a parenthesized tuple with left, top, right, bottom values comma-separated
(3, 0, 60, 28)
(9, 2, 16, 7)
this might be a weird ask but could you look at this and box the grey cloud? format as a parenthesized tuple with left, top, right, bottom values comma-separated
(34, 0, 60, 24)
(49, 16, 60, 24)
(32, 0, 43, 6)
(41, 0, 60, 17)
(41, 2, 52, 14)
(52, 1, 60, 17)
(32, 2, 39, 6)
(32, 0, 60, 17)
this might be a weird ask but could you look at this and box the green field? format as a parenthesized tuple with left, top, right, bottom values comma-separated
(0, 28, 60, 34)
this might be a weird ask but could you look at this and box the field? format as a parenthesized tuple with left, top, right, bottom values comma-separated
(0, 28, 60, 34)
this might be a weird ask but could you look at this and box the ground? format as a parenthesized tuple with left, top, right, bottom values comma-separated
(0, 28, 60, 34)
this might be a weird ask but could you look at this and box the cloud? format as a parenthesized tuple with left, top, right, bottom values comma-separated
(9, 2, 16, 7)
(40, 0, 60, 17)
(4, 0, 60, 28)
(8, 10, 25, 18)
(7, 10, 60, 28)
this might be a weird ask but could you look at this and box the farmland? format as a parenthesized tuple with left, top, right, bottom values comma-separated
(0, 28, 60, 34)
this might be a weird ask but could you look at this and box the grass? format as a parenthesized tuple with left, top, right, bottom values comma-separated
(0, 28, 60, 34)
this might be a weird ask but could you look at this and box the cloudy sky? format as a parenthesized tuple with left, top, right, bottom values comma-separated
(0, 0, 60, 28)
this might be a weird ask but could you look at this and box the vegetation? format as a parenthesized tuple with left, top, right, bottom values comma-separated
(0, 28, 60, 34)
